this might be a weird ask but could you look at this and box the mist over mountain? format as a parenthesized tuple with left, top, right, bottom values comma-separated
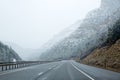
(0, 41, 21, 62)
(3, 42, 40, 61)
(39, 0, 120, 60)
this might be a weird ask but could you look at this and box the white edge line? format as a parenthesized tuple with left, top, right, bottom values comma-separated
(71, 63, 95, 80)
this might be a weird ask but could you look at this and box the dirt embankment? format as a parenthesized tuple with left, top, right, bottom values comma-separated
(81, 39, 120, 72)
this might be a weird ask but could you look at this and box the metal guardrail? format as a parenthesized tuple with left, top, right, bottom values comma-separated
(0, 61, 52, 71)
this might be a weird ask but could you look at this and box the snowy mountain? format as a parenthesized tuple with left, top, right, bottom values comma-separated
(0, 41, 21, 62)
(3, 42, 40, 61)
(39, 0, 120, 60)
(38, 21, 82, 53)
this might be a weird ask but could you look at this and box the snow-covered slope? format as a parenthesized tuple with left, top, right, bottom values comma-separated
(3, 42, 40, 61)
(38, 21, 82, 53)
(39, 0, 120, 60)
(0, 41, 21, 62)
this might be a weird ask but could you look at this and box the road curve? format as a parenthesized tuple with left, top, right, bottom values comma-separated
(0, 60, 120, 80)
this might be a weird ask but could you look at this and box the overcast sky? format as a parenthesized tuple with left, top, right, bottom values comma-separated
(0, 0, 101, 49)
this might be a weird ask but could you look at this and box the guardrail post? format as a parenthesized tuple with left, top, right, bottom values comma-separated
(2, 65, 3, 71)
(12, 64, 13, 69)
(5, 65, 7, 70)
(17, 64, 18, 68)
(15, 64, 16, 68)
(9, 65, 11, 70)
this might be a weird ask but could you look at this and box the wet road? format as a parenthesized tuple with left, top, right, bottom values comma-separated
(0, 60, 120, 80)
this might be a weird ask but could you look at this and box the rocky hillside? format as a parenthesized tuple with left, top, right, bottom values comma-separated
(39, 0, 120, 61)
(0, 42, 21, 62)
(82, 39, 120, 72)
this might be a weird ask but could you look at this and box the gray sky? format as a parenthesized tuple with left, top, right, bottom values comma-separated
(0, 0, 101, 49)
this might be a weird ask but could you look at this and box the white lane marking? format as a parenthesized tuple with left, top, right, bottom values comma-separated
(71, 63, 95, 80)
(53, 65, 57, 68)
(38, 65, 57, 76)
(38, 72, 44, 76)
(54, 64, 63, 70)
(54, 66, 60, 70)
(42, 77, 47, 80)
(48, 66, 55, 70)
(50, 65, 57, 69)
(48, 67, 52, 69)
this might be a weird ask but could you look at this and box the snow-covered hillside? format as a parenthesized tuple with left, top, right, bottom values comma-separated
(3, 42, 40, 61)
(39, 0, 120, 60)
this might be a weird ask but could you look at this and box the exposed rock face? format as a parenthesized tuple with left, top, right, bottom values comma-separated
(39, 0, 120, 60)
(0, 42, 21, 62)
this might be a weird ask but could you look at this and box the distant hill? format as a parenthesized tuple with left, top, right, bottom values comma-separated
(0, 42, 21, 62)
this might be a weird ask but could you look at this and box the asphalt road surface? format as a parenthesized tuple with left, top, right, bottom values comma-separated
(0, 60, 120, 80)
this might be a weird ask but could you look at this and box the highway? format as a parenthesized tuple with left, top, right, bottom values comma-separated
(0, 60, 120, 80)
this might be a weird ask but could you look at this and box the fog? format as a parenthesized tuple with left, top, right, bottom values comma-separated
(0, 0, 100, 49)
